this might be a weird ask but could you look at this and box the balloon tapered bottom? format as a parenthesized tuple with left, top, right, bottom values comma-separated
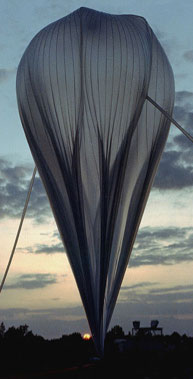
(92, 331, 105, 358)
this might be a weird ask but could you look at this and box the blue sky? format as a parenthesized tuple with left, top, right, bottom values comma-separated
(0, 0, 193, 339)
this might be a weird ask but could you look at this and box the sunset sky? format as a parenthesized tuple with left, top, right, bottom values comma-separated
(0, 0, 193, 339)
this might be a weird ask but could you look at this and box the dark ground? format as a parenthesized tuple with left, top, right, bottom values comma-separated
(0, 325, 193, 378)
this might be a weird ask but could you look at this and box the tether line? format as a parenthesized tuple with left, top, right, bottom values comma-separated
(0, 166, 37, 293)
(147, 95, 193, 143)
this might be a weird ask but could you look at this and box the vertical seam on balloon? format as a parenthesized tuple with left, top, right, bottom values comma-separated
(129, 19, 141, 101)
(84, 20, 100, 138)
(141, 23, 151, 157)
(152, 38, 159, 145)
(104, 15, 112, 169)
(61, 20, 72, 153)
(70, 13, 77, 137)
(23, 59, 35, 133)
(67, 15, 77, 148)
(122, 20, 136, 137)
(39, 24, 63, 157)
(74, 11, 82, 145)
(63, 21, 74, 147)
(31, 29, 46, 142)
(144, 24, 153, 156)
(109, 16, 123, 154)
(42, 25, 57, 134)
(55, 20, 70, 161)
(115, 17, 130, 155)
(131, 19, 151, 155)
(146, 100, 149, 154)
(58, 18, 73, 156)
(155, 46, 168, 146)
(43, 29, 61, 155)
(55, 20, 68, 159)
(159, 47, 166, 136)
(97, 15, 102, 137)
(48, 22, 66, 160)
(130, 20, 142, 162)
(27, 27, 55, 157)
(85, 17, 100, 138)
(104, 14, 108, 156)
(26, 30, 43, 139)
(22, 53, 47, 168)
(31, 27, 51, 144)
(67, 13, 75, 139)
(81, 11, 100, 170)
(103, 15, 109, 159)
(106, 16, 115, 160)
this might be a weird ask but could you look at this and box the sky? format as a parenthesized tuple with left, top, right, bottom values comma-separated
(0, 0, 193, 339)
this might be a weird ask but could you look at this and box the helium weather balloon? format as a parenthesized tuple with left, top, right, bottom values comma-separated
(16, 7, 175, 355)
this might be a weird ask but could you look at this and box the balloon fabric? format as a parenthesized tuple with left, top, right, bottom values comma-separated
(16, 7, 174, 355)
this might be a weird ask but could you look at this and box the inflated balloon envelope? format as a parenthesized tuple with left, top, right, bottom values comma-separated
(16, 7, 174, 355)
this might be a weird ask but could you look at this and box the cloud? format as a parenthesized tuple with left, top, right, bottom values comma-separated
(130, 250, 193, 268)
(34, 242, 64, 254)
(0, 157, 51, 222)
(149, 284, 193, 294)
(173, 133, 193, 150)
(175, 91, 193, 105)
(173, 91, 193, 135)
(130, 226, 193, 268)
(21, 232, 64, 255)
(183, 50, 193, 62)
(4, 273, 57, 290)
(120, 283, 193, 306)
(0, 305, 84, 319)
(136, 226, 186, 241)
(121, 282, 158, 291)
(153, 150, 193, 189)
(153, 90, 193, 190)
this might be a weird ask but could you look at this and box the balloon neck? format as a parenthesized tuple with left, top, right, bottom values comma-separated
(92, 332, 105, 358)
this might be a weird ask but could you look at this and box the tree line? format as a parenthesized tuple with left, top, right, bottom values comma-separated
(1, 322, 193, 377)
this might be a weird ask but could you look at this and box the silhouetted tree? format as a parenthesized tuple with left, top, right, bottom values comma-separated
(5, 324, 29, 340)
(18, 324, 29, 337)
(69, 332, 83, 341)
(108, 325, 125, 339)
(0, 322, 5, 337)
